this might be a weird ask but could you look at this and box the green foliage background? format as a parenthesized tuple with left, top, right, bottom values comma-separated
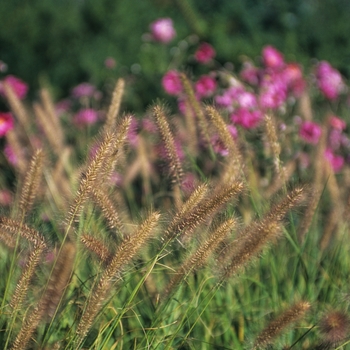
(1, 0, 350, 107)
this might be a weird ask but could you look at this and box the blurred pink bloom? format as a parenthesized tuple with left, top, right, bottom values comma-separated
(110, 171, 123, 186)
(73, 108, 98, 126)
(162, 70, 182, 95)
(181, 173, 196, 194)
(328, 129, 342, 150)
(240, 62, 260, 85)
(127, 116, 139, 147)
(71, 83, 97, 98)
(194, 42, 216, 64)
(237, 91, 258, 109)
(259, 80, 287, 109)
(0, 189, 12, 206)
(4, 144, 17, 165)
(142, 117, 157, 133)
(299, 121, 322, 144)
(231, 107, 263, 129)
(329, 115, 346, 130)
(316, 61, 344, 100)
(195, 75, 217, 98)
(55, 99, 72, 116)
(215, 86, 245, 110)
(104, 57, 116, 69)
(0, 75, 28, 99)
(150, 18, 176, 43)
(283, 63, 306, 97)
(0, 112, 14, 137)
(324, 148, 344, 172)
(262, 46, 284, 69)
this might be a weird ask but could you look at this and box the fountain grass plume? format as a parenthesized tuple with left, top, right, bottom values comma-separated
(75, 211, 160, 345)
(253, 301, 310, 349)
(18, 148, 44, 218)
(153, 104, 184, 187)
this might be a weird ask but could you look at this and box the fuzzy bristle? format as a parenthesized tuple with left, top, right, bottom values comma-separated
(104, 78, 125, 132)
(174, 181, 244, 239)
(19, 148, 44, 217)
(206, 105, 243, 178)
(90, 188, 123, 234)
(164, 218, 236, 299)
(0, 217, 46, 246)
(41, 241, 76, 320)
(81, 234, 113, 263)
(10, 241, 46, 311)
(153, 104, 184, 187)
(253, 301, 310, 349)
(65, 131, 117, 228)
(319, 310, 350, 345)
(180, 73, 211, 145)
(75, 211, 160, 344)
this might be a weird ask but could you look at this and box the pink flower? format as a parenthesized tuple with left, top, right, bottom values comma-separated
(259, 80, 287, 110)
(150, 18, 176, 44)
(195, 75, 217, 98)
(73, 108, 98, 126)
(262, 46, 284, 69)
(283, 63, 306, 97)
(0, 189, 12, 206)
(329, 115, 346, 130)
(316, 61, 344, 100)
(162, 70, 182, 95)
(324, 148, 344, 172)
(236, 91, 258, 109)
(0, 112, 14, 137)
(194, 42, 216, 64)
(71, 83, 97, 98)
(55, 99, 72, 116)
(104, 57, 116, 69)
(240, 62, 260, 85)
(328, 129, 342, 150)
(4, 144, 17, 165)
(231, 107, 263, 129)
(0, 75, 28, 99)
(214, 86, 245, 110)
(299, 121, 322, 144)
(127, 116, 139, 147)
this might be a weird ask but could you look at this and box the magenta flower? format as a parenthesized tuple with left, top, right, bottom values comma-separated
(240, 62, 260, 85)
(259, 80, 287, 110)
(262, 46, 285, 69)
(0, 112, 14, 137)
(329, 115, 346, 130)
(195, 75, 217, 98)
(71, 83, 97, 99)
(215, 86, 245, 110)
(316, 61, 344, 100)
(0, 189, 12, 206)
(150, 18, 176, 44)
(0, 75, 28, 99)
(73, 108, 98, 126)
(283, 63, 306, 97)
(162, 70, 182, 96)
(127, 116, 139, 147)
(231, 107, 263, 129)
(299, 121, 322, 144)
(4, 144, 17, 166)
(194, 42, 216, 64)
(324, 148, 344, 172)
(104, 57, 116, 69)
(55, 99, 72, 116)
